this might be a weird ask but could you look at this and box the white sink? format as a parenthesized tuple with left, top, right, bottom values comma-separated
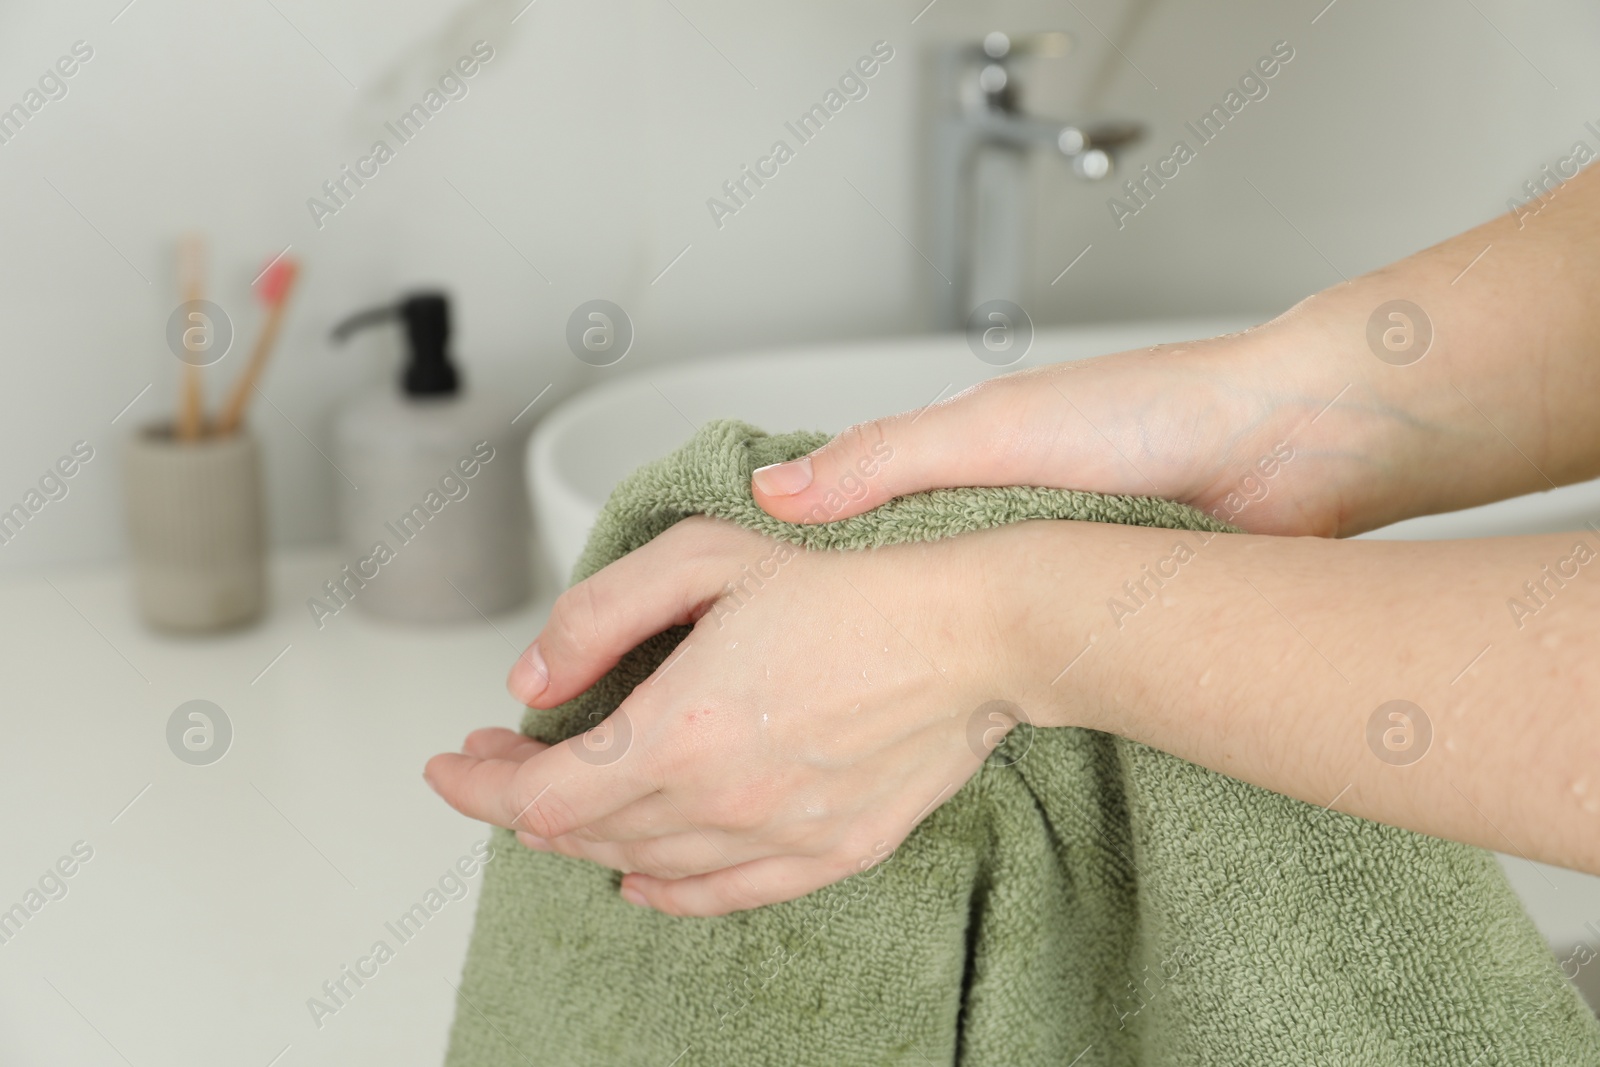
(528, 318, 1600, 581)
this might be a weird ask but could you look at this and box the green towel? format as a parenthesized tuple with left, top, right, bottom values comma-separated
(447, 419, 1599, 1066)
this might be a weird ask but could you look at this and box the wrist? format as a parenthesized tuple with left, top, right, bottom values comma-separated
(1252, 289, 1439, 535)
(1277, 257, 1570, 532)
(973, 520, 1145, 734)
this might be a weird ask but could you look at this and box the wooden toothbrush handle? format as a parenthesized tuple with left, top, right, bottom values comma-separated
(175, 234, 206, 440)
(215, 300, 287, 435)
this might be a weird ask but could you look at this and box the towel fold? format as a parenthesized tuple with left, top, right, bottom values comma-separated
(446, 419, 1599, 1066)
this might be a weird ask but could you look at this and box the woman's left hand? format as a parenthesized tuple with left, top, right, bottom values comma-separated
(424, 515, 1032, 917)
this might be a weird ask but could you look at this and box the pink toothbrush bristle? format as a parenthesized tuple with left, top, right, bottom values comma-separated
(256, 257, 299, 304)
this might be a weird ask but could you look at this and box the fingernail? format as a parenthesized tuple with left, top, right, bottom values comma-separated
(752, 456, 813, 497)
(508, 642, 549, 702)
(516, 831, 550, 851)
(620, 885, 648, 907)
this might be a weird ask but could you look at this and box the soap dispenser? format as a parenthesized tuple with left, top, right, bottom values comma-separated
(329, 291, 530, 623)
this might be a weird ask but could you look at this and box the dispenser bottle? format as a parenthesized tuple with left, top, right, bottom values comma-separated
(329, 292, 530, 623)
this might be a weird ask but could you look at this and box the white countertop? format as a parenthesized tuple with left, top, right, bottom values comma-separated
(0, 550, 555, 1067)
(3, 550, 1596, 1066)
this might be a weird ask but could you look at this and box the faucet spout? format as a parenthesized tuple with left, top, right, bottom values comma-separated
(925, 33, 1145, 330)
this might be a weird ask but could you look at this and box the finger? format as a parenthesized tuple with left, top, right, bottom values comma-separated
(572, 792, 684, 842)
(461, 727, 548, 763)
(424, 733, 655, 840)
(621, 856, 847, 916)
(516, 829, 635, 871)
(751, 380, 1016, 523)
(508, 517, 748, 708)
(520, 828, 764, 880)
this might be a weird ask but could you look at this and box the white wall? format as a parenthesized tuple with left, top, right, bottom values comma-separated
(1, 0, 1597, 571)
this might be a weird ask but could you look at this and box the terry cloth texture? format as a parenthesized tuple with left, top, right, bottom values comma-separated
(447, 419, 1600, 1067)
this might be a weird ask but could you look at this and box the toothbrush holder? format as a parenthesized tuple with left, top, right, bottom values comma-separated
(124, 423, 266, 632)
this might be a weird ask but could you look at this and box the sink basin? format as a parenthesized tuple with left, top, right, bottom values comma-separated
(528, 318, 1600, 583)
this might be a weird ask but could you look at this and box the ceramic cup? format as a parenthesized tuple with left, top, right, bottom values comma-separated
(124, 424, 265, 631)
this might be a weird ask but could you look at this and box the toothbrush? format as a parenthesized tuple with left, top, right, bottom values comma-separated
(175, 233, 207, 441)
(215, 256, 300, 436)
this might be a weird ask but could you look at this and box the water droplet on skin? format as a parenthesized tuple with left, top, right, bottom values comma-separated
(1444, 737, 1457, 753)
(1542, 632, 1561, 649)
(1197, 669, 1211, 688)
(760, 713, 769, 727)
(728, 640, 739, 650)
(1573, 777, 1590, 797)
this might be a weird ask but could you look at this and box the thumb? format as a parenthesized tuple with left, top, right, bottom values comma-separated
(752, 389, 1002, 523)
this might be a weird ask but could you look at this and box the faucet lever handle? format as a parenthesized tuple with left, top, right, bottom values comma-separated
(1058, 121, 1144, 156)
(980, 31, 1073, 60)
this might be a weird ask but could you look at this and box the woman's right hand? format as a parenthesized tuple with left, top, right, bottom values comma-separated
(752, 299, 1400, 537)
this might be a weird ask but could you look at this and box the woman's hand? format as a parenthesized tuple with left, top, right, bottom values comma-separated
(750, 312, 1380, 537)
(431, 510, 1600, 894)
(425, 516, 1032, 916)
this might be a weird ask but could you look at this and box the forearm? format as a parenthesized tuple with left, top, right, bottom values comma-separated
(1280, 162, 1600, 533)
(995, 520, 1600, 873)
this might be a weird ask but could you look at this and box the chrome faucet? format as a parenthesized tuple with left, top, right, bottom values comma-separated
(927, 31, 1143, 330)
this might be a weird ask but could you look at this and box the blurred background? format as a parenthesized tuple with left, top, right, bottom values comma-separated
(4, 0, 1600, 1062)
(5, 0, 1599, 568)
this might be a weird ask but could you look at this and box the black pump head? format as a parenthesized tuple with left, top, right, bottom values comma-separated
(331, 290, 460, 397)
